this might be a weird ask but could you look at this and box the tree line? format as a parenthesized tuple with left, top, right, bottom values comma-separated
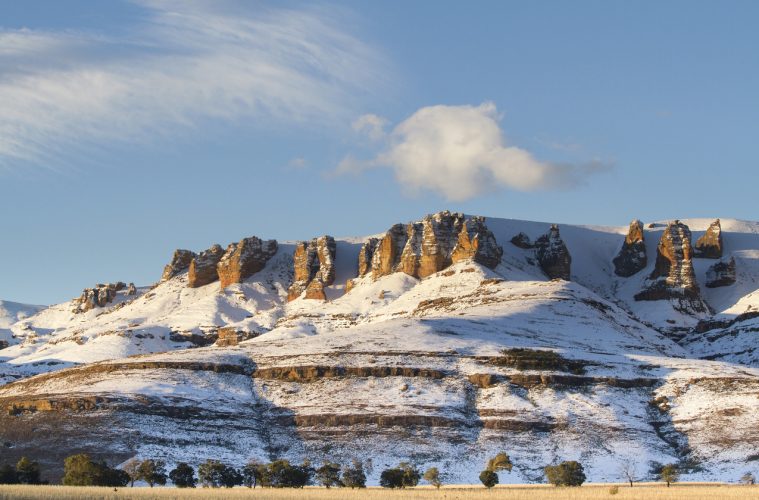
(1, 453, 748, 488)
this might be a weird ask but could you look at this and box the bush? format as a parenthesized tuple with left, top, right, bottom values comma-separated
(137, 459, 167, 487)
(315, 462, 342, 488)
(609, 485, 619, 495)
(544, 461, 586, 487)
(169, 462, 196, 488)
(486, 453, 513, 473)
(423, 467, 441, 488)
(479, 469, 498, 488)
(494, 348, 586, 374)
(341, 460, 366, 489)
(62, 454, 129, 487)
(741, 472, 756, 485)
(660, 464, 679, 487)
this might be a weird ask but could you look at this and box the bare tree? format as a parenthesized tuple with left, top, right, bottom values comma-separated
(619, 460, 637, 487)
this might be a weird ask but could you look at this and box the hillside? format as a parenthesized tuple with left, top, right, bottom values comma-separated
(1, 212, 758, 484)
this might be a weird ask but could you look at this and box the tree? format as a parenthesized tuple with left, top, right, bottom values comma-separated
(197, 460, 241, 488)
(122, 458, 141, 487)
(169, 463, 196, 488)
(315, 462, 342, 488)
(0, 464, 17, 484)
(62, 454, 129, 487)
(137, 459, 167, 488)
(15, 457, 41, 484)
(486, 453, 513, 473)
(380, 467, 405, 489)
(619, 460, 637, 487)
(341, 460, 366, 489)
(741, 472, 756, 485)
(423, 467, 441, 489)
(242, 460, 264, 488)
(660, 464, 679, 487)
(479, 469, 498, 488)
(399, 462, 420, 488)
(544, 461, 586, 487)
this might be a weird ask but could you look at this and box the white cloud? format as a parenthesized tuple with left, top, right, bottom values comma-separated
(0, 1, 387, 168)
(352, 113, 388, 141)
(339, 102, 609, 201)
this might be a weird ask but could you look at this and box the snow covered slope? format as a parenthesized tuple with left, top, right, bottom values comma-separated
(1, 213, 759, 483)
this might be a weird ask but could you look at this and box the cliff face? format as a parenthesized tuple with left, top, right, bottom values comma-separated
(217, 237, 278, 289)
(188, 245, 225, 288)
(695, 219, 723, 259)
(705, 257, 736, 288)
(287, 236, 336, 301)
(635, 221, 708, 313)
(535, 225, 571, 280)
(74, 282, 126, 313)
(161, 249, 196, 282)
(613, 220, 647, 277)
(362, 211, 502, 281)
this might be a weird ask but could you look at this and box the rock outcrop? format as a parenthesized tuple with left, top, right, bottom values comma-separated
(161, 249, 196, 282)
(613, 220, 647, 277)
(510, 232, 533, 249)
(706, 257, 736, 288)
(634, 220, 708, 312)
(217, 237, 278, 289)
(126, 283, 137, 296)
(187, 245, 225, 288)
(287, 236, 336, 301)
(364, 212, 502, 281)
(695, 219, 723, 259)
(74, 282, 126, 313)
(357, 238, 379, 277)
(535, 225, 571, 280)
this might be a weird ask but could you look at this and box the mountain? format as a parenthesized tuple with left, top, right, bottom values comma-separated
(1, 211, 758, 484)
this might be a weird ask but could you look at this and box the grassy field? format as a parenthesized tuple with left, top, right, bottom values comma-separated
(1, 484, 758, 500)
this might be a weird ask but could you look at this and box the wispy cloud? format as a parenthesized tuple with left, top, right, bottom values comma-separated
(338, 102, 611, 202)
(0, 0, 387, 169)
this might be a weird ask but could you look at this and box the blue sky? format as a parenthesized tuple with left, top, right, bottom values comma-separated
(1, 0, 757, 304)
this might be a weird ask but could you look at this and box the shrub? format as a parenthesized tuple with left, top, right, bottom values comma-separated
(609, 485, 619, 495)
(315, 462, 342, 488)
(544, 461, 586, 487)
(660, 464, 679, 487)
(479, 469, 498, 488)
(62, 454, 129, 487)
(380, 467, 404, 489)
(741, 472, 756, 485)
(341, 460, 366, 489)
(169, 462, 196, 488)
(423, 467, 441, 488)
(15, 457, 41, 485)
(137, 459, 167, 487)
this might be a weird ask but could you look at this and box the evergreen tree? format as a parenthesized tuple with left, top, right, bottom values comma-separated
(0, 464, 18, 484)
(137, 459, 167, 487)
(544, 461, 586, 487)
(315, 462, 342, 488)
(341, 459, 366, 489)
(242, 460, 264, 488)
(479, 469, 498, 488)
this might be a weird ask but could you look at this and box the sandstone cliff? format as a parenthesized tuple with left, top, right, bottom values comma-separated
(695, 219, 723, 259)
(287, 236, 336, 301)
(613, 220, 647, 277)
(74, 282, 126, 313)
(160, 249, 196, 282)
(187, 245, 225, 288)
(635, 221, 708, 312)
(217, 237, 278, 289)
(535, 225, 571, 280)
(363, 211, 502, 281)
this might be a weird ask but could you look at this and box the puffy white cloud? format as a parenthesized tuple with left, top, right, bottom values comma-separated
(0, 1, 387, 168)
(339, 102, 608, 201)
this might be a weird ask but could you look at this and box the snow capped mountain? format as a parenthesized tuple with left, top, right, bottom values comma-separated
(1, 212, 758, 483)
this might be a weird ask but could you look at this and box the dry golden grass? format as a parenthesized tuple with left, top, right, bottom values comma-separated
(1, 484, 758, 500)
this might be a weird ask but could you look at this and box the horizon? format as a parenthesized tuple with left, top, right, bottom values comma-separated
(1, 0, 758, 304)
